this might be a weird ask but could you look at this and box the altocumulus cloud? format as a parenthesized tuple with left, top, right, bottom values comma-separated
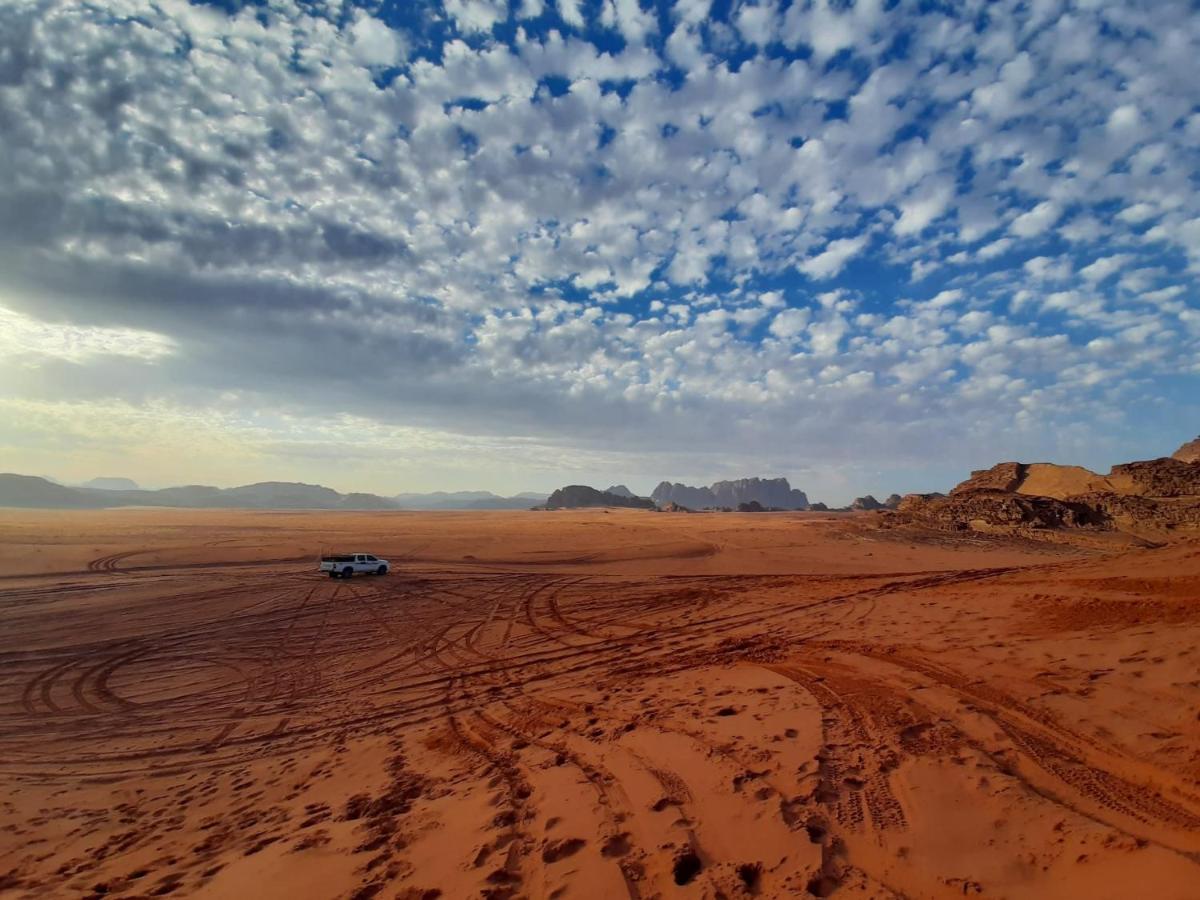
(0, 0, 1198, 497)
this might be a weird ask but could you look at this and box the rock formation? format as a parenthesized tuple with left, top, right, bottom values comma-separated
(897, 491, 1106, 532)
(851, 495, 884, 510)
(651, 477, 809, 510)
(950, 462, 1029, 495)
(897, 446, 1200, 538)
(1172, 436, 1200, 463)
(543, 485, 656, 510)
(604, 485, 635, 498)
(953, 457, 1200, 501)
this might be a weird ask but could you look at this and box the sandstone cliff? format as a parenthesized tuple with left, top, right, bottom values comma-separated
(651, 477, 809, 510)
(897, 442, 1200, 539)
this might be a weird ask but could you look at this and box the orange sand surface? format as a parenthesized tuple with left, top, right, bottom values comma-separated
(1, 508, 1199, 899)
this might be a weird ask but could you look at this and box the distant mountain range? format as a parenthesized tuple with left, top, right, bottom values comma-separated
(651, 477, 810, 510)
(80, 477, 141, 491)
(1, 472, 836, 512)
(393, 491, 547, 510)
(0, 474, 548, 511)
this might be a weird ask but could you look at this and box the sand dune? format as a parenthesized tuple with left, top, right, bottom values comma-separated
(1, 509, 1198, 898)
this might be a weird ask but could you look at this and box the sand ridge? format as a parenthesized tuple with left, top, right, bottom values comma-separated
(0, 509, 1198, 898)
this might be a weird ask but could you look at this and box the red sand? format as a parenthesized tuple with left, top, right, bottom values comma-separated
(1, 508, 1198, 898)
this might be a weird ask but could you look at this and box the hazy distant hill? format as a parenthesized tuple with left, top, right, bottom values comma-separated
(339, 492, 400, 510)
(0, 474, 554, 511)
(0, 474, 400, 510)
(0, 474, 112, 508)
(81, 477, 140, 491)
(604, 484, 635, 498)
(393, 490, 548, 510)
(544, 485, 656, 509)
(221, 481, 343, 508)
(651, 477, 810, 510)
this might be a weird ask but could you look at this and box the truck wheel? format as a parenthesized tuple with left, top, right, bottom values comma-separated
(328, 570, 339, 579)
(342, 567, 353, 579)
(376, 565, 387, 576)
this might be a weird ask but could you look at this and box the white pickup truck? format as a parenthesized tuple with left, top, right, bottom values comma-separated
(319, 553, 390, 578)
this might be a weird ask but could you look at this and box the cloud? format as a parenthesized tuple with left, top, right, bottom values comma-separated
(768, 307, 811, 340)
(603, 0, 658, 44)
(1009, 202, 1062, 238)
(556, 0, 585, 28)
(1107, 103, 1140, 136)
(0, 305, 176, 364)
(1079, 254, 1131, 283)
(445, 0, 508, 33)
(800, 236, 868, 280)
(350, 12, 405, 65)
(518, 0, 546, 18)
(0, 0, 1197, 498)
(894, 180, 954, 237)
(735, 1, 779, 47)
(1118, 202, 1157, 224)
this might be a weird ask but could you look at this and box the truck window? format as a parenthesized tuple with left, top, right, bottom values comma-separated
(366, 555, 377, 561)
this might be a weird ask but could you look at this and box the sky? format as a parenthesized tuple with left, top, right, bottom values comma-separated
(1, 0, 1198, 504)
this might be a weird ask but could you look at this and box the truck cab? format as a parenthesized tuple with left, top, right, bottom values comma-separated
(319, 553, 389, 578)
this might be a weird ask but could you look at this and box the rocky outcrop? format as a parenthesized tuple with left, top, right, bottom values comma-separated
(898, 490, 1108, 532)
(737, 500, 765, 512)
(948, 457, 1200, 501)
(1107, 458, 1200, 498)
(851, 495, 884, 510)
(544, 485, 656, 510)
(1071, 491, 1200, 530)
(604, 485, 635, 498)
(899, 446, 1200, 538)
(1173, 436, 1200, 463)
(949, 462, 1027, 495)
(651, 481, 715, 509)
(884, 494, 903, 509)
(652, 477, 809, 510)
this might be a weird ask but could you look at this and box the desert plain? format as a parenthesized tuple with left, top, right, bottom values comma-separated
(0, 508, 1198, 899)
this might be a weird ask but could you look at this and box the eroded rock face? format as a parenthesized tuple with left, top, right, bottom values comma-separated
(545, 485, 655, 509)
(949, 462, 1027, 495)
(651, 477, 810, 510)
(898, 490, 1108, 532)
(900, 446, 1200, 538)
(1072, 492, 1200, 530)
(851, 495, 884, 510)
(1172, 436, 1200, 463)
(1108, 458, 1200, 498)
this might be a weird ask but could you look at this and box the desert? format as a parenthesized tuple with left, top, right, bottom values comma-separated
(2, 500, 1199, 899)
(4, 1, 1200, 897)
